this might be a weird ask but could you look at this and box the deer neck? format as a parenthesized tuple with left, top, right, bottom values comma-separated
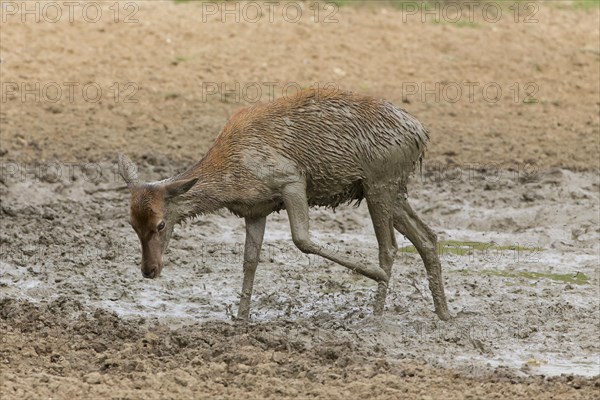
(171, 157, 232, 223)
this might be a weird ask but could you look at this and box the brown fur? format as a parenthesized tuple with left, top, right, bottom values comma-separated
(118, 88, 450, 320)
(172, 88, 429, 218)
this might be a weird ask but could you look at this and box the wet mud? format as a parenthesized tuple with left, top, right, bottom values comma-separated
(1, 161, 598, 399)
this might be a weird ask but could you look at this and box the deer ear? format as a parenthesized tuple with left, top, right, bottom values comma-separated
(164, 178, 198, 200)
(118, 154, 139, 188)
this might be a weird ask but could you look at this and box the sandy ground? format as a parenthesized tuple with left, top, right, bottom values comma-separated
(1, 1, 599, 399)
(1, 0, 599, 169)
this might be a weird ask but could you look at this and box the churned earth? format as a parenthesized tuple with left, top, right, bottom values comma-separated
(1, 1, 599, 399)
(0, 161, 599, 399)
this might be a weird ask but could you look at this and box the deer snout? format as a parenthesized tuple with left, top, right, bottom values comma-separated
(141, 265, 160, 279)
(140, 246, 163, 279)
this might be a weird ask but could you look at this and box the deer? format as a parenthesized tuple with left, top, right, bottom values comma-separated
(118, 88, 451, 321)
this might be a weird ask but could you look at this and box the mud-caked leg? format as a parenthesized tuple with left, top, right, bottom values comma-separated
(282, 180, 389, 283)
(365, 183, 398, 315)
(237, 216, 266, 320)
(394, 195, 451, 321)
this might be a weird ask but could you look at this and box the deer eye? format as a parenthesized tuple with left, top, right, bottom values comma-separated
(157, 221, 166, 232)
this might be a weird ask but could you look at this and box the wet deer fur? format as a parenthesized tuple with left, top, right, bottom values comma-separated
(119, 89, 451, 320)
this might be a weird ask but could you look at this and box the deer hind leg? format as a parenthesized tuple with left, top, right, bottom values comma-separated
(237, 216, 266, 320)
(281, 179, 389, 283)
(364, 182, 398, 316)
(393, 194, 451, 321)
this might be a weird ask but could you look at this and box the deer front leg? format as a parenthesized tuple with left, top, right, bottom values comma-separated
(237, 216, 266, 320)
(281, 180, 389, 283)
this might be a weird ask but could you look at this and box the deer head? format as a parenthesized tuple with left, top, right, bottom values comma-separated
(118, 154, 197, 279)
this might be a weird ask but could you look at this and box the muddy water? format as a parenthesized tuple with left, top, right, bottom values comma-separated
(1, 161, 599, 380)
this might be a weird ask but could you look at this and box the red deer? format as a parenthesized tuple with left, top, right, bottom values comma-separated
(118, 89, 451, 320)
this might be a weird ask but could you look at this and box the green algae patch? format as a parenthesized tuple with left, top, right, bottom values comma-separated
(455, 269, 590, 285)
(399, 240, 542, 256)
